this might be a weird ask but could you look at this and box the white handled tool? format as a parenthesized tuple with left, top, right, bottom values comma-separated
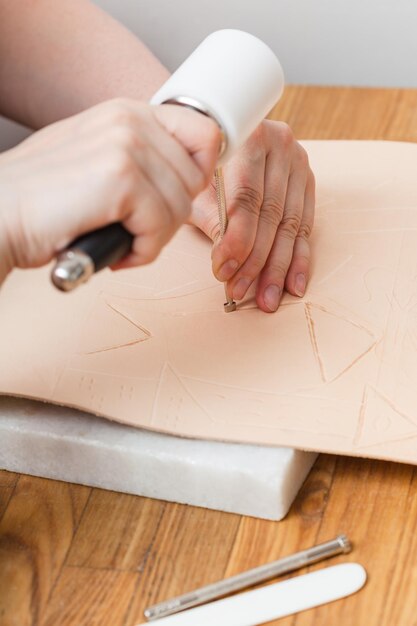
(144, 563, 367, 626)
(151, 29, 284, 164)
(51, 30, 284, 294)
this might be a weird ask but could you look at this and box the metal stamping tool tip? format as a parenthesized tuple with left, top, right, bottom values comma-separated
(224, 300, 237, 313)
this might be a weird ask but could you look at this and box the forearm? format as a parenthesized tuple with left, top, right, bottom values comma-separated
(0, 0, 169, 128)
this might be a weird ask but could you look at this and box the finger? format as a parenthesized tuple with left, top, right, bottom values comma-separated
(93, 99, 220, 199)
(256, 149, 309, 312)
(113, 232, 167, 268)
(211, 136, 266, 282)
(188, 182, 220, 241)
(225, 145, 291, 301)
(285, 169, 315, 297)
(117, 178, 176, 268)
(152, 104, 221, 188)
(113, 149, 188, 268)
(128, 142, 192, 229)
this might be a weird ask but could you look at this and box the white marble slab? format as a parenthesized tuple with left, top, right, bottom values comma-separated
(0, 396, 317, 520)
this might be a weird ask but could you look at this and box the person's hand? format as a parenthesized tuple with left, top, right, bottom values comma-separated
(0, 99, 220, 279)
(190, 120, 315, 312)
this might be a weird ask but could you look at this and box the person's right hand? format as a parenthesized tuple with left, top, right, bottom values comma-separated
(0, 98, 221, 279)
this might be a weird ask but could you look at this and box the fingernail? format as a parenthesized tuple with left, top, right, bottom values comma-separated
(217, 259, 239, 282)
(264, 285, 282, 312)
(295, 273, 306, 297)
(233, 278, 251, 301)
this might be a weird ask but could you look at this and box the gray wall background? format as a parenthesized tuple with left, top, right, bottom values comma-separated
(98, 0, 417, 88)
(1, 0, 416, 149)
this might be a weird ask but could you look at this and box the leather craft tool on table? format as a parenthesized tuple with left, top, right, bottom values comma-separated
(144, 563, 366, 626)
(144, 535, 352, 621)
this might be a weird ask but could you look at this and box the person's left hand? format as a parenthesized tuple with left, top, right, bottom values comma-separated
(189, 119, 315, 313)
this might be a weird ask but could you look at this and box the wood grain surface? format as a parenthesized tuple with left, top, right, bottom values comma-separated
(2, 86, 417, 626)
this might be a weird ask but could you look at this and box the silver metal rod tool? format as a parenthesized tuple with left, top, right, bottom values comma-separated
(214, 166, 237, 313)
(144, 534, 351, 621)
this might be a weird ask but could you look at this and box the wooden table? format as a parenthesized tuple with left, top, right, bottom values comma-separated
(2, 86, 417, 626)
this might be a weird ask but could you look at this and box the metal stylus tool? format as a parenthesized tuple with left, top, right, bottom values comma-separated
(214, 166, 237, 313)
(144, 534, 352, 621)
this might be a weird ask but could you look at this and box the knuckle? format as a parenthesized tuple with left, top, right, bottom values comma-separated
(202, 213, 221, 242)
(293, 251, 310, 268)
(108, 148, 136, 180)
(279, 213, 301, 239)
(260, 193, 285, 227)
(297, 222, 313, 241)
(210, 223, 221, 243)
(101, 155, 139, 220)
(232, 184, 263, 216)
(114, 125, 138, 152)
(265, 258, 288, 282)
(12, 214, 41, 268)
(104, 99, 149, 134)
(276, 122, 294, 148)
(104, 98, 133, 122)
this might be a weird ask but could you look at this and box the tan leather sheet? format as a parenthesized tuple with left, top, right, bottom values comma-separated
(1, 141, 417, 464)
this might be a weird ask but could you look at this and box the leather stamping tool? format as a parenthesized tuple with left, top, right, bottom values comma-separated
(51, 29, 285, 314)
(214, 166, 237, 313)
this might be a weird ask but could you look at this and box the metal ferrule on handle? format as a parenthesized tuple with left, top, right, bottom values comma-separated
(51, 223, 133, 292)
